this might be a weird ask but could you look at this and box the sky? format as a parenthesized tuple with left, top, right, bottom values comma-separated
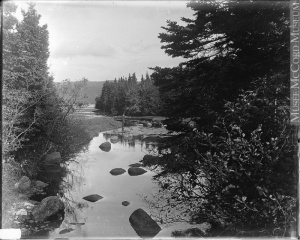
(14, 1, 195, 82)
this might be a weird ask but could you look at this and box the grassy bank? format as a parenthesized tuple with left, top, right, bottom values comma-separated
(75, 115, 122, 139)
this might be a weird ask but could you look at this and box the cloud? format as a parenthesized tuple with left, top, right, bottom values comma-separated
(51, 38, 117, 59)
(121, 41, 159, 55)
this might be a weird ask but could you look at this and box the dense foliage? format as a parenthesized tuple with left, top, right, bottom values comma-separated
(144, 1, 296, 236)
(3, 3, 89, 177)
(95, 73, 160, 116)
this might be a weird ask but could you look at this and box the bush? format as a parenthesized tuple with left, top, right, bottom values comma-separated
(149, 90, 296, 236)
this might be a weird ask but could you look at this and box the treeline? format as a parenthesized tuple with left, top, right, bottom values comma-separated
(95, 73, 160, 116)
(3, 3, 89, 177)
(141, 1, 296, 237)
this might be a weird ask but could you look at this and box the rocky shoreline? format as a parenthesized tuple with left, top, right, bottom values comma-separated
(3, 121, 173, 238)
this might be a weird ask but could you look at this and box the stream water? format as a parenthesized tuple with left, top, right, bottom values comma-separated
(40, 132, 202, 239)
(45, 132, 161, 238)
(25, 106, 204, 238)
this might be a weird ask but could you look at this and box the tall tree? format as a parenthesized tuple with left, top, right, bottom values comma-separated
(3, 3, 58, 165)
(157, 1, 289, 114)
(146, 1, 295, 236)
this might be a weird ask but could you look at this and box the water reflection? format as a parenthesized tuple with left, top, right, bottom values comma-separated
(23, 130, 196, 239)
(43, 132, 161, 238)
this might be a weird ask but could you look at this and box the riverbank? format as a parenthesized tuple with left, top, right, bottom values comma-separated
(2, 107, 171, 236)
(78, 115, 122, 139)
(2, 114, 122, 232)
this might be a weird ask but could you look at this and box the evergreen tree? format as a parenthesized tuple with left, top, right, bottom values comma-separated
(146, 1, 295, 235)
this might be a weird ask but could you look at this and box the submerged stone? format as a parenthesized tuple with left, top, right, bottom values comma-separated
(128, 167, 147, 176)
(122, 201, 130, 207)
(82, 194, 103, 202)
(59, 228, 75, 234)
(99, 142, 111, 152)
(110, 168, 126, 176)
(129, 208, 161, 238)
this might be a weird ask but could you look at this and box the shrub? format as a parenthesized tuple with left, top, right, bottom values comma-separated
(149, 90, 296, 236)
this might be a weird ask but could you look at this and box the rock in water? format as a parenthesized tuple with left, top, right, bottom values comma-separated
(122, 201, 130, 206)
(83, 194, 103, 202)
(129, 208, 161, 238)
(110, 168, 126, 176)
(128, 167, 147, 176)
(129, 163, 143, 167)
(31, 196, 64, 222)
(99, 142, 111, 152)
(59, 228, 75, 234)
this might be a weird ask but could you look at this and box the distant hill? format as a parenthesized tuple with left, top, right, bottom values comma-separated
(55, 80, 108, 105)
(82, 81, 106, 104)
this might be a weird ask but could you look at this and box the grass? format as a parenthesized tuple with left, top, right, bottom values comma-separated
(75, 115, 122, 139)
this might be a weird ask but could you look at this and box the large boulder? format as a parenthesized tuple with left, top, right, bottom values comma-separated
(44, 152, 61, 165)
(129, 208, 161, 238)
(99, 142, 111, 152)
(15, 176, 31, 192)
(82, 194, 103, 202)
(110, 168, 126, 176)
(128, 167, 147, 176)
(31, 196, 64, 222)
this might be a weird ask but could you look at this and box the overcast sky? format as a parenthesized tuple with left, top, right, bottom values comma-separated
(14, 1, 194, 82)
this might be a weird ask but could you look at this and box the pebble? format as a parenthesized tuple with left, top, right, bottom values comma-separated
(29, 220, 34, 223)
